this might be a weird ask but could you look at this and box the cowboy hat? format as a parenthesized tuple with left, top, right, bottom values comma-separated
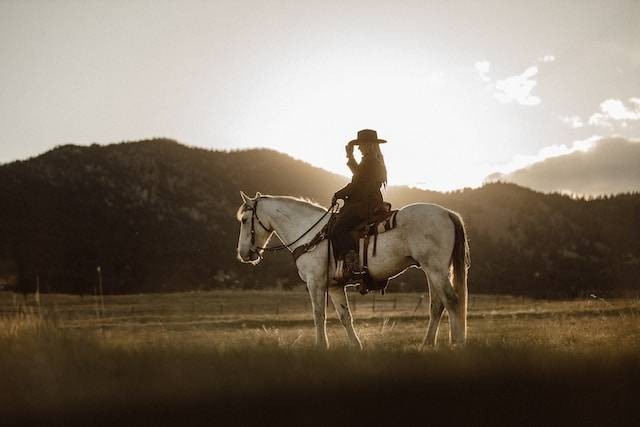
(349, 129, 387, 145)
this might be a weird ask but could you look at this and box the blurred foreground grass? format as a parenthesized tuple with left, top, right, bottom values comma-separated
(1, 291, 639, 426)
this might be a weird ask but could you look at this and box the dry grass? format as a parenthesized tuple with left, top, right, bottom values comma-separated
(0, 290, 639, 425)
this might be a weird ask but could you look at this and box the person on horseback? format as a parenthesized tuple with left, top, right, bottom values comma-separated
(331, 129, 388, 282)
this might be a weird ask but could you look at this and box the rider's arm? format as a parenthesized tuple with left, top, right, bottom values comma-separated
(347, 156, 358, 174)
(346, 143, 359, 174)
(333, 143, 362, 202)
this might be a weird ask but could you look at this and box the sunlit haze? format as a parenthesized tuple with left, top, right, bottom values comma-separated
(1, 1, 639, 191)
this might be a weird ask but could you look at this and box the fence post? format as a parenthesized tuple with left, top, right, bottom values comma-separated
(97, 266, 105, 317)
(94, 281, 100, 320)
(35, 275, 41, 309)
(372, 294, 376, 312)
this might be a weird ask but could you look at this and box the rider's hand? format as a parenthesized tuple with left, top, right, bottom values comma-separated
(345, 142, 355, 155)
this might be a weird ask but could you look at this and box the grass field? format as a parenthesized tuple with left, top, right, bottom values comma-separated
(1, 290, 639, 425)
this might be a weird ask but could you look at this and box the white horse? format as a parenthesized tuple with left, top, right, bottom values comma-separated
(236, 191, 469, 349)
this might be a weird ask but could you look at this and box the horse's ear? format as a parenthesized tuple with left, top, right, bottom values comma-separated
(240, 191, 249, 203)
(255, 191, 262, 198)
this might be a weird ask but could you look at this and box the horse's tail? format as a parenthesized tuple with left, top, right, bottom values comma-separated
(448, 211, 470, 339)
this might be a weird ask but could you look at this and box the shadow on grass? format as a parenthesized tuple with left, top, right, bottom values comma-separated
(1, 317, 639, 426)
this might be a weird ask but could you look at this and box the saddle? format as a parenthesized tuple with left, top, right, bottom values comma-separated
(291, 201, 399, 294)
(347, 202, 399, 294)
(351, 202, 396, 238)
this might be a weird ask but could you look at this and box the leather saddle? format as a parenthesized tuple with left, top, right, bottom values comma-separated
(347, 202, 399, 295)
(351, 202, 395, 238)
(291, 201, 399, 295)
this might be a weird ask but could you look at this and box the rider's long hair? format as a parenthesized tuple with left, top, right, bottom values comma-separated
(367, 143, 388, 188)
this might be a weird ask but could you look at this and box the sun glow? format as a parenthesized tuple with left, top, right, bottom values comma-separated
(231, 44, 512, 192)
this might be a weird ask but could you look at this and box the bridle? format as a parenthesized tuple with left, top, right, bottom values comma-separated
(244, 197, 274, 247)
(244, 197, 338, 254)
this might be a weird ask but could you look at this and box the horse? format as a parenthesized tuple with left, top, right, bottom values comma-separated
(236, 191, 469, 349)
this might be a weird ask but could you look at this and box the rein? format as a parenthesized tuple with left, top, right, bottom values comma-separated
(247, 198, 338, 253)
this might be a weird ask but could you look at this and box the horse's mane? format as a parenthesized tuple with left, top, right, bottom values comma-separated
(236, 194, 327, 220)
(266, 194, 327, 210)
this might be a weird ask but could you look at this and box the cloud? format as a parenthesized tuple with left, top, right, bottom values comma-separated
(486, 138, 640, 196)
(493, 66, 541, 106)
(559, 115, 584, 128)
(588, 98, 640, 127)
(588, 112, 613, 127)
(474, 60, 491, 82)
(494, 136, 600, 174)
(600, 99, 640, 120)
(472, 58, 552, 106)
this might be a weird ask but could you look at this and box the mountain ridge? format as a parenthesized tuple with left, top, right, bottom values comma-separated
(484, 138, 640, 196)
(1, 139, 638, 297)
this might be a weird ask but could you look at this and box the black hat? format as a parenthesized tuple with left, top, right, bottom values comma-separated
(349, 129, 387, 145)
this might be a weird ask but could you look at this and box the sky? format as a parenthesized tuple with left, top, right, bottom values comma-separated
(1, 0, 639, 192)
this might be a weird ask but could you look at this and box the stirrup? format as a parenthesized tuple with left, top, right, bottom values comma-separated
(335, 266, 365, 284)
(356, 282, 369, 295)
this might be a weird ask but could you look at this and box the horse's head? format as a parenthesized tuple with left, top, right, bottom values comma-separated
(236, 191, 272, 265)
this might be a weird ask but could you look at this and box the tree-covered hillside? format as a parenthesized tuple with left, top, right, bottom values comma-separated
(0, 139, 638, 297)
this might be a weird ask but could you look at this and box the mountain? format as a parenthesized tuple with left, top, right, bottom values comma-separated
(1, 139, 639, 297)
(486, 138, 640, 196)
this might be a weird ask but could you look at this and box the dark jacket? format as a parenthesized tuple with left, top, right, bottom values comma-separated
(335, 153, 386, 217)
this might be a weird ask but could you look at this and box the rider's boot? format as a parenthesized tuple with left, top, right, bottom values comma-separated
(344, 250, 369, 294)
(343, 250, 359, 278)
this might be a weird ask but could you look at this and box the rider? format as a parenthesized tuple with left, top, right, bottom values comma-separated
(331, 129, 388, 281)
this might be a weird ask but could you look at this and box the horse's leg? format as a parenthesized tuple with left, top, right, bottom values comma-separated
(307, 279, 329, 350)
(329, 286, 362, 349)
(422, 279, 445, 348)
(426, 269, 464, 346)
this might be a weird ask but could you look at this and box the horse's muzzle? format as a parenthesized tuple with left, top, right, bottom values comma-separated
(238, 248, 261, 264)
